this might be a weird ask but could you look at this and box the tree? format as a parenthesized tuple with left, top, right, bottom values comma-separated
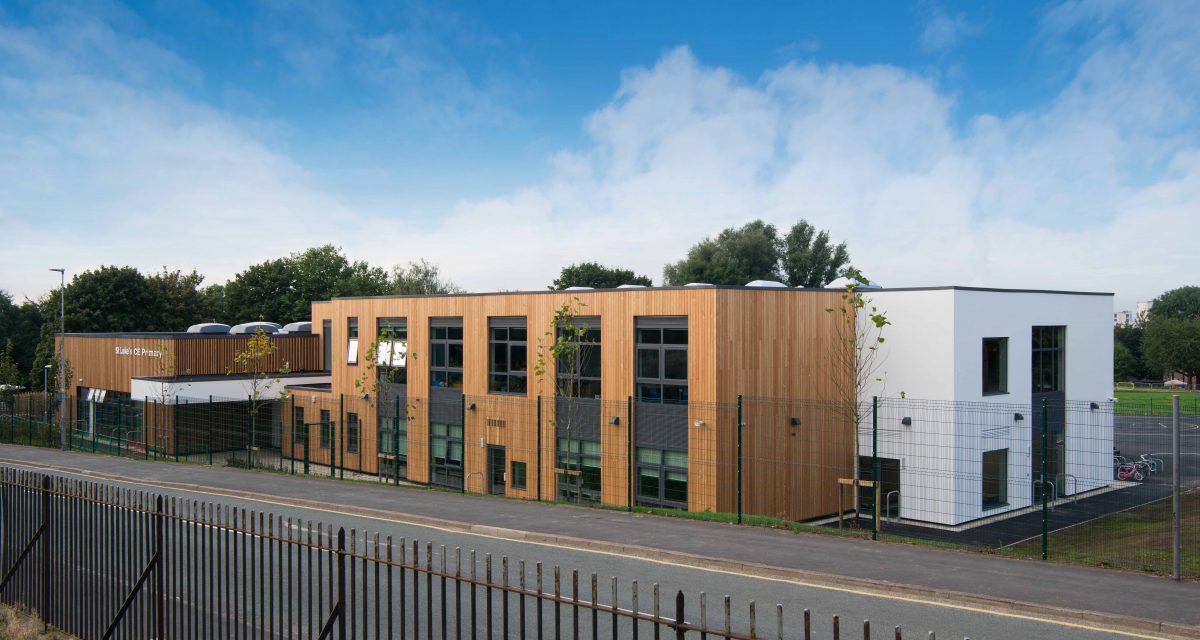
(0, 340, 23, 397)
(230, 328, 291, 467)
(1148, 286, 1200, 322)
(1142, 317, 1200, 384)
(223, 257, 299, 324)
(663, 220, 782, 285)
(147, 268, 221, 330)
(782, 221, 850, 288)
(1113, 324, 1148, 381)
(533, 297, 595, 503)
(0, 291, 43, 384)
(391, 259, 462, 294)
(550, 262, 652, 290)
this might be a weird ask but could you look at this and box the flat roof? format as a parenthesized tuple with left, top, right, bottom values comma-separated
(132, 371, 328, 383)
(60, 332, 317, 339)
(318, 284, 1113, 303)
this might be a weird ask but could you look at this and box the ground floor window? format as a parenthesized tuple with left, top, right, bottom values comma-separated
(293, 406, 306, 445)
(511, 461, 527, 490)
(635, 447, 688, 509)
(378, 417, 408, 480)
(557, 438, 601, 504)
(982, 448, 1009, 509)
(430, 423, 464, 489)
(319, 410, 332, 449)
(347, 412, 360, 453)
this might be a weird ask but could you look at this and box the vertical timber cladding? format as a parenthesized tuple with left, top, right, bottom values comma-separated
(311, 287, 848, 518)
(714, 289, 855, 521)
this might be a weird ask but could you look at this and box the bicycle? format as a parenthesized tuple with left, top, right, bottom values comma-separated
(1116, 462, 1145, 482)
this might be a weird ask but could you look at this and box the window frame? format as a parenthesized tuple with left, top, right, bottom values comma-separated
(347, 317, 359, 365)
(488, 317, 529, 395)
(555, 317, 601, 399)
(1031, 326, 1066, 393)
(293, 406, 307, 445)
(376, 317, 409, 385)
(982, 337, 1009, 396)
(982, 448, 1009, 509)
(347, 412, 360, 453)
(430, 319, 465, 389)
(635, 318, 688, 405)
(510, 461, 527, 490)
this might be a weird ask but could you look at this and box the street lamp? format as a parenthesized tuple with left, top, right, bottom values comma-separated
(43, 364, 52, 423)
(50, 268, 65, 449)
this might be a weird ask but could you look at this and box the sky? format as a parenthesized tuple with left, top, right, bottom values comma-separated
(1, 1, 1197, 311)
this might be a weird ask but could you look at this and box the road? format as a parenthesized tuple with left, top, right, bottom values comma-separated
(2, 447, 1196, 639)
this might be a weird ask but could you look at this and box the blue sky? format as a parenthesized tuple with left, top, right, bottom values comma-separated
(1, 1, 1198, 309)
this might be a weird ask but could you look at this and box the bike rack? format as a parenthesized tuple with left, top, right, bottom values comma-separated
(1063, 474, 1077, 504)
(1033, 478, 1056, 511)
(465, 470, 485, 494)
(885, 490, 900, 522)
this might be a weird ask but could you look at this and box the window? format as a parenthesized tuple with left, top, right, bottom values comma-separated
(319, 409, 331, 449)
(1031, 326, 1065, 393)
(347, 317, 359, 364)
(430, 319, 464, 389)
(377, 318, 408, 385)
(347, 412, 359, 453)
(556, 318, 601, 398)
(982, 449, 1008, 509)
(323, 320, 332, 372)
(430, 422, 465, 488)
(293, 406, 306, 445)
(635, 318, 688, 404)
(635, 447, 688, 509)
(511, 461, 527, 490)
(557, 438, 601, 503)
(488, 318, 528, 394)
(982, 338, 1008, 395)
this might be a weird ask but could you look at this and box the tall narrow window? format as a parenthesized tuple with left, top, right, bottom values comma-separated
(319, 409, 331, 449)
(1031, 326, 1066, 393)
(430, 319, 464, 388)
(430, 423, 464, 488)
(489, 317, 528, 394)
(322, 320, 332, 372)
(376, 318, 408, 385)
(635, 318, 688, 404)
(293, 406, 306, 445)
(556, 317, 601, 398)
(982, 449, 1008, 508)
(347, 317, 359, 364)
(347, 412, 360, 453)
(982, 337, 1008, 395)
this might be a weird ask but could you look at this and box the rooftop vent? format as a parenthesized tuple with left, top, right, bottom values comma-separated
(745, 280, 788, 288)
(281, 321, 312, 334)
(230, 321, 282, 335)
(186, 322, 230, 334)
(825, 277, 883, 290)
(616, 284, 647, 289)
(563, 286, 594, 291)
(684, 282, 713, 287)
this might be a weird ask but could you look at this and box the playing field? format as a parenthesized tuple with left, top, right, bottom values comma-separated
(1114, 389, 1200, 416)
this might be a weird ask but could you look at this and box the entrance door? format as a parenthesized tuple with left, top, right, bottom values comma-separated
(487, 445, 506, 495)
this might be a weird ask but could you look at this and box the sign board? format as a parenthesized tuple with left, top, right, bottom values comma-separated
(113, 346, 163, 358)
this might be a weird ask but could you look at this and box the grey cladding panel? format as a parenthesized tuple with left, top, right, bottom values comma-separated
(555, 397, 601, 441)
(430, 387, 464, 424)
(634, 402, 688, 450)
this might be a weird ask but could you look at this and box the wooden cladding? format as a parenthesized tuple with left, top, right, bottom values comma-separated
(61, 334, 321, 394)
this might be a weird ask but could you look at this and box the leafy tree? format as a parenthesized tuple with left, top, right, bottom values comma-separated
(63, 266, 156, 333)
(223, 257, 299, 324)
(1113, 324, 1148, 380)
(1142, 317, 1200, 384)
(147, 268, 221, 330)
(0, 339, 23, 396)
(550, 262, 652, 289)
(782, 221, 850, 288)
(663, 220, 782, 285)
(294, 245, 393, 304)
(391, 259, 462, 294)
(0, 291, 43, 382)
(1148, 286, 1200, 321)
(229, 328, 290, 467)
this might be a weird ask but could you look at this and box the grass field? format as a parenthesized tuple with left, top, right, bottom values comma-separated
(1114, 389, 1200, 416)
(1008, 491, 1200, 577)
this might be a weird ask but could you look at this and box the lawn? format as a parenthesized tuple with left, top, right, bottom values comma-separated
(1007, 491, 1200, 577)
(1114, 389, 1200, 416)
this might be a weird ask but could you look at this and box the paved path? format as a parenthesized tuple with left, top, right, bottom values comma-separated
(2, 444, 1198, 639)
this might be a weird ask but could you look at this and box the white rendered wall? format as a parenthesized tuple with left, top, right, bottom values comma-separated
(858, 288, 1113, 526)
(131, 375, 332, 403)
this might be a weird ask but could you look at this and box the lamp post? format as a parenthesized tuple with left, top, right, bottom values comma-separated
(50, 268, 66, 449)
(43, 365, 51, 395)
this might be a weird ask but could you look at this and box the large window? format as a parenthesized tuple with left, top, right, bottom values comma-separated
(557, 438, 601, 504)
(430, 423, 464, 488)
(1031, 326, 1065, 393)
(982, 449, 1008, 509)
(488, 318, 528, 394)
(347, 412, 360, 453)
(323, 320, 332, 372)
(556, 317, 601, 398)
(982, 337, 1008, 395)
(347, 317, 359, 365)
(635, 318, 688, 404)
(636, 447, 688, 509)
(430, 319, 464, 389)
(377, 318, 408, 384)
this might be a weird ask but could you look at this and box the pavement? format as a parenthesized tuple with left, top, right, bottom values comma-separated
(1, 444, 1198, 639)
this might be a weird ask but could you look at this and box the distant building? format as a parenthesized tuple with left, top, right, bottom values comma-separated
(1136, 300, 1154, 324)
(1114, 310, 1132, 326)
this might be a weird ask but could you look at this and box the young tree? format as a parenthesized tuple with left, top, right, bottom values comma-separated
(781, 220, 850, 288)
(533, 297, 595, 502)
(352, 324, 418, 481)
(230, 328, 291, 467)
(825, 267, 891, 519)
(550, 263, 652, 290)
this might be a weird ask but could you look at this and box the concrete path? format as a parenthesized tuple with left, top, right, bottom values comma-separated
(2, 444, 1197, 638)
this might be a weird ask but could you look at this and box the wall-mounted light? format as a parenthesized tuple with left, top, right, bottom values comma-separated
(608, 416, 620, 426)
(467, 403, 476, 411)
(693, 419, 705, 428)
(900, 417, 912, 426)
(790, 417, 802, 426)
(1014, 412, 1024, 422)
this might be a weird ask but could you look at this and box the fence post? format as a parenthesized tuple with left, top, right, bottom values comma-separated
(208, 395, 214, 465)
(872, 396, 879, 542)
(41, 475, 50, 631)
(247, 395, 254, 469)
(304, 416, 311, 475)
(337, 527, 347, 639)
(1173, 394, 1181, 581)
(339, 394, 345, 480)
(155, 494, 165, 639)
(536, 395, 542, 502)
(674, 590, 686, 640)
(1041, 397, 1049, 561)
(460, 394, 466, 494)
(737, 394, 743, 525)
(627, 396, 633, 513)
(173, 398, 180, 462)
(400, 393, 405, 485)
(290, 394, 296, 475)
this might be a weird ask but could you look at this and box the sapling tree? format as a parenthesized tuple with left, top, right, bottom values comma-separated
(146, 340, 191, 453)
(354, 325, 418, 480)
(230, 328, 290, 467)
(534, 297, 596, 502)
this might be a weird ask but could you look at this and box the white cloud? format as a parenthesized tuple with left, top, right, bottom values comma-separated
(919, 5, 983, 53)
(0, 1, 1197, 313)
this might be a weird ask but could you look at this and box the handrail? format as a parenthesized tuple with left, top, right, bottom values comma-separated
(1033, 478, 1056, 510)
(885, 490, 900, 522)
(1063, 474, 1077, 503)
